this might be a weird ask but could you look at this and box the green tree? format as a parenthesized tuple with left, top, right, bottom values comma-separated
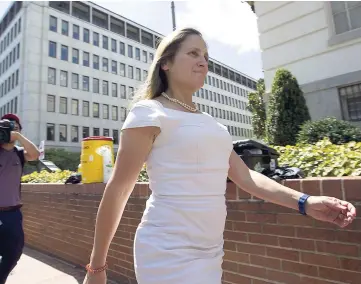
(247, 78, 266, 139)
(297, 117, 361, 145)
(266, 69, 311, 146)
(44, 148, 80, 171)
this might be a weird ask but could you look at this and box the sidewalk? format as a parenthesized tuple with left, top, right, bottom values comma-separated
(6, 246, 118, 284)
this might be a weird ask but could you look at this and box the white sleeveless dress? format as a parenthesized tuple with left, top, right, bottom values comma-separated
(122, 99, 233, 284)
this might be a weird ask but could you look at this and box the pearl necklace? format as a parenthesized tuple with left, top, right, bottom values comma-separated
(161, 92, 198, 112)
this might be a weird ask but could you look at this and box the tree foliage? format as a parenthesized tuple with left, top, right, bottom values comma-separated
(247, 78, 267, 139)
(297, 117, 361, 145)
(266, 69, 311, 146)
(44, 148, 81, 171)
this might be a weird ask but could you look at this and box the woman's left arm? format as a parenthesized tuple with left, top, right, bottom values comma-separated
(228, 151, 356, 228)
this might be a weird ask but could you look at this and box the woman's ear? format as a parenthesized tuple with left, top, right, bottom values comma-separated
(160, 59, 170, 71)
(161, 64, 169, 71)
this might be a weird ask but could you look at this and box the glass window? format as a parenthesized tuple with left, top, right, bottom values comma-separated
(83, 28, 90, 43)
(48, 67, 56, 85)
(135, 48, 140, 60)
(93, 103, 99, 118)
(47, 95, 55, 112)
(113, 130, 119, 144)
(129, 86, 134, 98)
(128, 66, 133, 79)
(103, 35, 108, 49)
(59, 97, 67, 114)
(49, 16, 57, 32)
(111, 39, 117, 52)
(93, 78, 99, 93)
(119, 41, 125, 55)
(61, 20, 68, 36)
(17, 43, 20, 60)
(111, 60, 117, 74)
(60, 70, 67, 87)
(71, 99, 79, 115)
(120, 107, 127, 121)
(48, 41, 56, 58)
(112, 106, 118, 121)
(71, 126, 79, 142)
(339, 83, 361, 121)
(61, 45, 68, 61)
(59, 124, 67, 142)
(136, 68, 141, 81)
(83, 101, 89, 117)
(83, 126, 89, 138)
(331, 2, 361, 35)
(72, 48, 79, 64)
(112, 83, 117, 97)
(73, 24, 79, 39)
(83, 76, 89, 91)
(103, 129, 109, 137)
(93, 128, 100, 136)
(128, 45, 133, 58)
(83, 51, 89, 66)
(46, 123, 55, 141)
(103, 104, 109, 119)
(72, 73, 79, 89)
(93, 55, 99, 69)
(102, 81, 108, 95)
(142, 50, 147, 63)
(120, 85, 126, 99)
(93, 32, 99, 46)
(102, 58, 108, 72)
(119, 63, 125, 77)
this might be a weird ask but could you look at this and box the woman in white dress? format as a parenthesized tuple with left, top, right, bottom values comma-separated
(83, 28, 356, 284)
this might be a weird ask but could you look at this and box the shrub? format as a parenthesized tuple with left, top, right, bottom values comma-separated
(273, 138, 361, 177)
(21, 170, 73, 183)
(21, 165, 150, 183)
(247, 78, 267, 139)
(297, 117, 361, 145)
(266, 69, 311, 146)
(45, 148, 80, 171)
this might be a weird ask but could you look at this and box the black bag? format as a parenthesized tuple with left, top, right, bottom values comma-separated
(262, 166, 305, 181)
(64, 173, 82, 184)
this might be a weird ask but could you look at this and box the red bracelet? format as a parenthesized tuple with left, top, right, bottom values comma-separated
(85, 262, 108, 274)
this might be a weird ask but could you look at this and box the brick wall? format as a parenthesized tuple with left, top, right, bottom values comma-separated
(22, 178, 361, 284)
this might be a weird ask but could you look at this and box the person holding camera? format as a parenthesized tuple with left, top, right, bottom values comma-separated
(0, 113, 40, 284)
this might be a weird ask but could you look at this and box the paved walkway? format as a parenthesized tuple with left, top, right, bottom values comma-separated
(6, 246, 85, 284)
(6, 246, 119, 284)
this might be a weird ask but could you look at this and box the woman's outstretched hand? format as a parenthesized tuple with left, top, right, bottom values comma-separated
(306, 196, 356, 228)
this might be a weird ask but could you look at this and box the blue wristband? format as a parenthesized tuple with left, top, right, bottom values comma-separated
(298, 194, 310, 215)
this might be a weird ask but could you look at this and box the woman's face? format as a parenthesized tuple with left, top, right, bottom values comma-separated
(163, 34, 209, 92)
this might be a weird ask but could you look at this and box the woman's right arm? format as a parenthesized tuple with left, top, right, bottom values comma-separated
(87, 126, 160, 270)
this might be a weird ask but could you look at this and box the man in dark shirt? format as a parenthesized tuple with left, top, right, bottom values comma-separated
(0, 114, 40, 284)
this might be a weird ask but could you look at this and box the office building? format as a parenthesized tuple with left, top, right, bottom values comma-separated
(0, 1, 257, 151)
(255, 1, 361, 127)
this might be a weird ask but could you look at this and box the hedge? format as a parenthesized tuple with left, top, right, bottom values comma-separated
(22, 139, 361, 183)
(21, 165, 149, 184)
(274, 138, 361, 177)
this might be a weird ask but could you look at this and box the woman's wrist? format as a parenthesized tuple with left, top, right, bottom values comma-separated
(86, 262, 108, 273)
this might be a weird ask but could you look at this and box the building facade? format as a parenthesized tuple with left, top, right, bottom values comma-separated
(255, 1, 361, 126)
(0, 1, 257, 152)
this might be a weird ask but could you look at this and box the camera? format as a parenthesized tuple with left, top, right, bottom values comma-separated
(0, 119, 15, 144)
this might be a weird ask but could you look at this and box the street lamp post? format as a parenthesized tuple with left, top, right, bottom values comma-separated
(171, 1, 176, 30)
